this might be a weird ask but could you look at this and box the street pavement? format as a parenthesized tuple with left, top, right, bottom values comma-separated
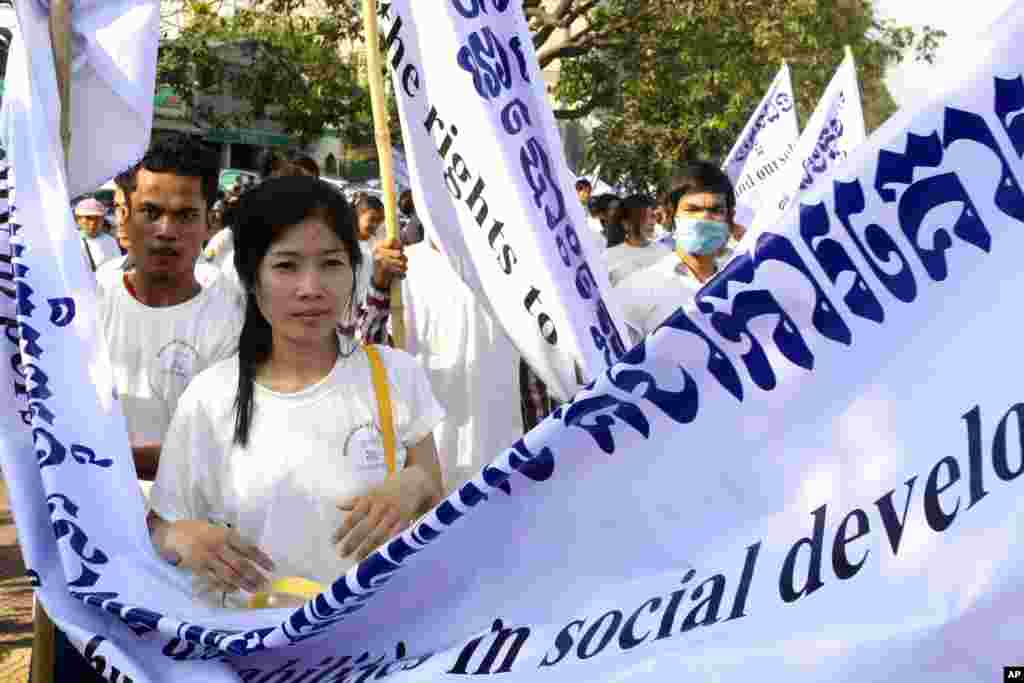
(0, 476, 33, 683)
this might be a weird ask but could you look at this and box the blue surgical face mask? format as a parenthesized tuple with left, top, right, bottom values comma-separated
(674, 217, 730, 256)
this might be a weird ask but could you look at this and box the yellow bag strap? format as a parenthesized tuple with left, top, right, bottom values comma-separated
(364, 344, 397, 476)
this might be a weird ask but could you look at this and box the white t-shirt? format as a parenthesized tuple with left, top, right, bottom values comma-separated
(401, 244, 522, 493)
(95, 254, 129, 289)
(204, 230, 246, 308)
(203, 228, 234, 267)
(586, 216, 606, 253)
(96, 256, 224, 291)
(194, 262, 223, 289)
(81, 233, 121, 270)
(603, 241, 671, 287)
(149, 344, 444, 599)
(97, 275, 245, 445)
(613, 253, 703, 341)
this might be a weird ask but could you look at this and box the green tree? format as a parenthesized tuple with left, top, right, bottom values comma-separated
(553, 0, 944, 191)
(160, 0, 941, 189)
(157, 0, 372, 145)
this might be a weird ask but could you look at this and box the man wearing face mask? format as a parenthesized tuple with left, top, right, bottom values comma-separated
(613, 161, 736, 340)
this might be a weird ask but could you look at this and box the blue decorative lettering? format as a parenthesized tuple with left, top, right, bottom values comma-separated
(834, 178, 918, 303)
(799, 200, 885, 324)
(500, 98, 532, 135)
(995, 75, 1024, 158)
(457, 27, 512, 101)
(697, 233, 851, 391)
(47, 297, 76, 327)
(450, 0, 511, 18)
(520, 137, 567, 229)
(34, 427, 66, 468)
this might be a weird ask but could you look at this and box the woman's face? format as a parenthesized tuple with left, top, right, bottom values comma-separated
(254, 216, 355, 349)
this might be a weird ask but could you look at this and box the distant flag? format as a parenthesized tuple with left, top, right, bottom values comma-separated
(752, 48, 865, 230)
(722, 63, 800, 230)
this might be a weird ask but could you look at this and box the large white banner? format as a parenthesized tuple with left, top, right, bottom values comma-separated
(753, 51, 866, 231)
(722, 64, 800, 230)
(381, 1, 626, 399)
(5, 1, 1024, 681)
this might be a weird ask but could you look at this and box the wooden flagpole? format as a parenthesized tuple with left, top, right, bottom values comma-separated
(361, 0, 406, 350)
(51, 0, 72, 175)
(31, 2, 73, 681)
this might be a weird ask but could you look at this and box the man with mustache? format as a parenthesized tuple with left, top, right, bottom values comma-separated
(96, 136, 244, 482)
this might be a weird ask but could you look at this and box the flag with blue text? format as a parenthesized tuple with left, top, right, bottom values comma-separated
(722, 63, 800, 230)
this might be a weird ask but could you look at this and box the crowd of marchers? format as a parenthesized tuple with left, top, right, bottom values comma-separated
(55, 134, 744, 678)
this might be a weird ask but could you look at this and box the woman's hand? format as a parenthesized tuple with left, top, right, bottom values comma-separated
(332, 465, 437, 562)
(371, 237, 408, 290)
(151, 516, 275, 594)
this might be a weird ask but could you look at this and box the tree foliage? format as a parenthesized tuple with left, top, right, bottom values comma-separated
(157, 0, 371, 145)
(553, 0, 945, 190)
(159, 0, 943, 189)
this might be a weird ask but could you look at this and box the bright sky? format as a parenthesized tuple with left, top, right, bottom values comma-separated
(878, 0, 1017, 109)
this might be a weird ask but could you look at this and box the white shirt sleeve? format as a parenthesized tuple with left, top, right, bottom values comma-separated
(149, 381, 218, 524)
(205, 283, 245, 365)
(379, 347, 445, 448)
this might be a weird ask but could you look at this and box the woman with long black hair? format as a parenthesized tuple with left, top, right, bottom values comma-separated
(147, 176, 444, 606)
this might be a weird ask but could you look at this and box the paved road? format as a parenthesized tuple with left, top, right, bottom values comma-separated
(0, 476, 33, 683)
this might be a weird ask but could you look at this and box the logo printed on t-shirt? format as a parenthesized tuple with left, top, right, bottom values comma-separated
(154, 340, 201, 380)
(149, 340, 202, 413)
(343, 422, 388, 471)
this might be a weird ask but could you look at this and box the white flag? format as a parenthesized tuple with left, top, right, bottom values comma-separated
(7, 0, 1024, 681)
(722, 64, 800, 230)
(753, 51, 865, 230)
(21, 0, 159, 196)
(381, 1, 626, 398)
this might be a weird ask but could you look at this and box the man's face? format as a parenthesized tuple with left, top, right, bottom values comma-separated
(76, 214, 104, 238)
(114, 188, 131, 250)
(653, 206, 667, 226)
(675, 191, 732, 225)
(124, 169, 209, 282)
(577, 185, 592, 204)
(642, 207, 657, 238)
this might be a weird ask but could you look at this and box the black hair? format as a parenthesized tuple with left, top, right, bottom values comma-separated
(621, 194, 653, 237)
(605, 222, 626, 248)
(260, 152, 286, 178)
(667, 161, 736, 214)
(263, 152, 320, 179)
(355, 196, 384, 213)
(587, 193, 619, 215)
(292, 155, 320, 178)
(117, 135, 219, 209)
(398, 189, 415, 215)
(575, 178, 592, 191)
(231, 176, 362, 446)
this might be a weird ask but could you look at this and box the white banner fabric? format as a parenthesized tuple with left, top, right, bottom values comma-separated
(25, 0, 158, 197)
(722, 64, 800, 230)
(4, 1, 1024, 681)
(382, 1, 627, 399)
(753, 52, 866, 231)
